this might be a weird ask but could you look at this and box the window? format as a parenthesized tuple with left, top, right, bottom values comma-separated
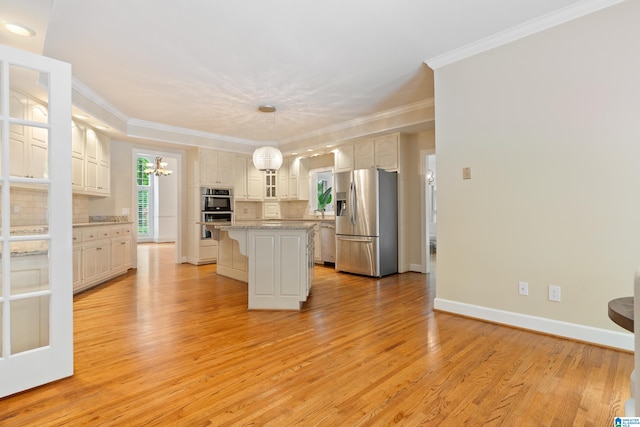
(309, 168, 334, 215)
(136, 156, 152, 237)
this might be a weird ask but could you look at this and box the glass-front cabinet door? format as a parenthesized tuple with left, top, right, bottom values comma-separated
(0, 44, 73, 398)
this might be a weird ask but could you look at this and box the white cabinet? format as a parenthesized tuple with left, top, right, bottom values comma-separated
(85, 129, 110, 195)
(71, 121, 86, 192)
(264, 170, 277, 199)
(73, 224, 133, 294)
(374, 134, 399, 170)
(334, 144, 354, 173)
(198, 238, 218, 264)
(70, 120, 111, 196)
(313, 223, 322, 263)
(72, 230, 83, 292)
(334, 134, 400, 172)
(263, 202, 280, 219)
(278, 160, 289, 200)
(111, 234, 132, 273)
(200, 149, 234, 187)
(9, 90, 49, 179)
(246, 160, 263, 200)
(355, 140, 375, 170)
(82, 239, 110, 286)
(234, 156, 248, 200)
(234, 156, 263, 201)
(237, 226, 314, 310)
(288, 157, 309, 200)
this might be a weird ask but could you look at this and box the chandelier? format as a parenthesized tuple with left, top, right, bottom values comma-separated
(252, 104, 283, 171)
(144, 156, 173, 176)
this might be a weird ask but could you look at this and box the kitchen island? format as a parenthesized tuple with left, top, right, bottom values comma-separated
(203, 221, 315, 310)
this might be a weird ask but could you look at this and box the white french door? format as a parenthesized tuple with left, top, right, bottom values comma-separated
(0, 44, 73, 397)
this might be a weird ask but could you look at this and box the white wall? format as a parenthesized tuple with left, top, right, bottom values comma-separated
(433, 1, 640, 345)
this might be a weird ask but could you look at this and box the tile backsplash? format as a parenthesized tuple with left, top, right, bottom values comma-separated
(6, 188, 91, 226)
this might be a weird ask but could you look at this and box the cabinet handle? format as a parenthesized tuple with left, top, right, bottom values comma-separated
(121, 242, 126, 245)
(97, 247, 102, 251)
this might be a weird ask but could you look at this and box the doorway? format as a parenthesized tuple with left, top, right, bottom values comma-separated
(132, 149, 182, 265)
(421, 151, 437, 277)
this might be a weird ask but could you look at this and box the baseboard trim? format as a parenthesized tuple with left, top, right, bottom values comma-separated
(409, 263, 423, 273)
(433, 298, 633, 351)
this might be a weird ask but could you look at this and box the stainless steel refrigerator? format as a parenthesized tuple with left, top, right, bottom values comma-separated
(335, 167, 398, 277)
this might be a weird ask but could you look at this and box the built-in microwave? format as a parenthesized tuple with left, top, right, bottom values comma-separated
(201, 211, 233, 239)
(202, 187, 233, 212)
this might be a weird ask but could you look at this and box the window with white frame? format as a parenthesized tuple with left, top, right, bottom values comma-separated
(308, 168, 334, 215)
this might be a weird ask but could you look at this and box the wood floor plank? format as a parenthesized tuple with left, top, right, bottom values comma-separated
(0, 243, 633, 426)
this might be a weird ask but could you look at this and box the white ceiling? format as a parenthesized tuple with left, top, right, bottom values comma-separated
(0, 0, 623, 152)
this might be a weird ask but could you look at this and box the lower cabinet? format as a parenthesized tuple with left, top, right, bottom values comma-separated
(313, 223, 322, 263)
(73, 224, 134, 294)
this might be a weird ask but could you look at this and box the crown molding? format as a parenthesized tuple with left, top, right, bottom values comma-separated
(127, 118, 260, 147)
(425, 0, 625, 70)
(279, 98, 435, 145)
(72, 77, 129, 123)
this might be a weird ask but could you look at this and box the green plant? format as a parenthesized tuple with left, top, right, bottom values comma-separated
(317, 181, 332, 211)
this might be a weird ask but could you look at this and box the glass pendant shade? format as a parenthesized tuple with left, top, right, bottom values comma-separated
(252, 146, 283, 171)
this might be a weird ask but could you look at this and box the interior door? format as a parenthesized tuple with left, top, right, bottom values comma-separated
(0, 45, 73, 397)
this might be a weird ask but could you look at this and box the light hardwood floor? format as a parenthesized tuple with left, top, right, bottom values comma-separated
(1, 243, 632, 425)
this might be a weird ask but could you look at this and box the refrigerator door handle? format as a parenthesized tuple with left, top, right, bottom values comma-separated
(336, 236, 373, 243)
(349, 181, 356, 226)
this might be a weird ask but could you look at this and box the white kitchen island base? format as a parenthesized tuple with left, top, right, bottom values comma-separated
(215, 222, 315, 310)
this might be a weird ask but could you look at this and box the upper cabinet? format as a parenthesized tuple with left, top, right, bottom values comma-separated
(288, 157, 308, 200)
(200, 149, 234, 187)
(277, 159, 289, 200)
(334, 145, 354, 173)
(246, 159, 263, 200)
(373, 134, 399, 171)
(234, 155, 248, 200)
(354, 141, 374, 170)
(84, 128, 110, 195)
(9, 89, 111, 196)
(334, 133, 400, 172)
(9, 91, 49, 179)
(71, 121, 85, 192)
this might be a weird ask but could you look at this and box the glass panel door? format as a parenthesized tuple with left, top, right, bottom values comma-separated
(0, 44, 73, 398)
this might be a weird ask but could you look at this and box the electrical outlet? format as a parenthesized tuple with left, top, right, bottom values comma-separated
(518, 281, 528, 296)
(549, 285, 561, 302)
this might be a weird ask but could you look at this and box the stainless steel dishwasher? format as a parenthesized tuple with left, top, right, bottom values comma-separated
(320, 223, 336, 263)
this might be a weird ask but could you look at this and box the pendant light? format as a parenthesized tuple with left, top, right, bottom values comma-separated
(144, 156, 173, 176)
(252, 104, 283, 171)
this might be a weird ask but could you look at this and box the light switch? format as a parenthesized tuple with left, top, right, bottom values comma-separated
(462, 167, 471, 180)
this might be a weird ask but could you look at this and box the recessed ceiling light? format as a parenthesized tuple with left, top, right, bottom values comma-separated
(1, 21, 36, 37)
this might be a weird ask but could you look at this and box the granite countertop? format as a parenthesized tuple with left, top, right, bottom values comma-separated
(234, 217, 335, 223)
(73, 221, 134, 227)
(213, 220, 316, 231)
